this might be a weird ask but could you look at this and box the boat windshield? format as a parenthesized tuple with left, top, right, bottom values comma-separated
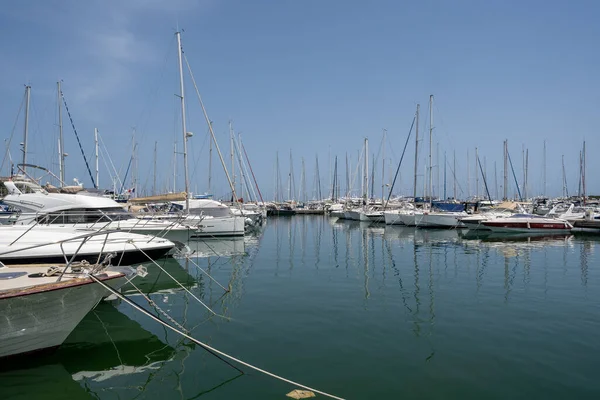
(35, 207, 134, 224)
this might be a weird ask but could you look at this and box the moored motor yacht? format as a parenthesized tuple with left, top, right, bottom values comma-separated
(0, 225, 175, 265)
(480, 214, 572, 234)
(2, 180, 195, 242)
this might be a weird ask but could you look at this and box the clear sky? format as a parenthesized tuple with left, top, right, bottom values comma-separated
(1, 0, 598, 201)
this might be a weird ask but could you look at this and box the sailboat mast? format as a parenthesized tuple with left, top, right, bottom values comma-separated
(443, 151, 447, 200)
(428, 95, 433, 203)
(345, 152, 349, 198)
(176, 30, 190, 211)
(475, 147, 479, 199)
(229, 120, 235, 195)
(22, 85, 31, 171)
(525, 148, 529, 200)
(453, 150, 457, 199)
(275, 151, 279, 202)
(582, 141, 586, 205)
(561, 154, 567, 197)
(57, 81, 65, 184)
(131, 128, 136, 195)
(436, 142, 440, 200)
(467, 148, 470, 198)
(494, 161, 498, 200)
(413, 104, 419, 201)
(173, 142, 177, 193)
(208, 121, 212, 194)
(94, 128, 99, 188)
(364, 137, 369, 204)
(543, 140, 547, 197)
(503, 140, 508, 200)
(382, 128, 386, 202)
(153, 141, 157, 195)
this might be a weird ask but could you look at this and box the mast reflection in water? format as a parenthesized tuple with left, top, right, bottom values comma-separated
(2, 217, 599, 399)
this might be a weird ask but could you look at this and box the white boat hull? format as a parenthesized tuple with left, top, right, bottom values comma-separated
(0, 226, 174, 265)
(190, 216, 245, 237)
(0, 272, 127, 358)
(420, 212, 468, 228)
(344, 210, 362, 221)
(383, 211, 405, 225)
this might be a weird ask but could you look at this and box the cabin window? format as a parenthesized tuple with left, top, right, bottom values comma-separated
(35, 207, 133, 224)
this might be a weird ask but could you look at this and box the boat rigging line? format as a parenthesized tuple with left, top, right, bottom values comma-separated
(1, 90, 26, 175)
(384, 114, 416, 209)
(476, 154, 493, 204)
(130, 244, 228, 318)
(60, 90, 97, 188)
(506, 147, 523, 201)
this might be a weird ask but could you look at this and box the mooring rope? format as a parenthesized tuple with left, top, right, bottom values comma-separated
(89, 274, 345, 400)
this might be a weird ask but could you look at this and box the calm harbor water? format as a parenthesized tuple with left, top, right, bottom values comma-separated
(2, 216, 600, 399)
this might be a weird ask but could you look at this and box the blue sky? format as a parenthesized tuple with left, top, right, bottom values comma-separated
(1, 0, 598, 200)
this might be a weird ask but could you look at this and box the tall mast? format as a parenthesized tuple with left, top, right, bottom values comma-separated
(300, 157, 306, 202)
(428, 95, 433, 203)
(453, 150, 456, 199)
(543, 140, 546, 197)
(413, 104, 420, 201)
(525, 148, 529, 200)
(173, 142, 177, 193)
(275, 151, 280, 202)
(467, 148, 470, 198)
(436, 142, 440, 200)
(475, 147, 479, 199)
(494, 161, 498, 200)
(582, 141, 586, 205)
(208, 121, 213, 194)
(229, 120, 235, 194)
(131, 128, 136, 195)
(288, 150, 292, 201)
(522, 145, 526, 199)
(57, 81, 65, 184)
(153, 141, 157, 195)
(382, 128, 386, 201)
(443, 151, 447, 200)
(176, 30, 190, 211)
(562, 155, 569, 197)
(503, 140, 508, 200)
(22, 85, 31, 172)
(94, 128, 99, 188)
(364, 137, 369, 204)
(345, 152, 349, 198)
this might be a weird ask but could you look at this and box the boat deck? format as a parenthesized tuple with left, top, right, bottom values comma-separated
(0, 264, 124, 298)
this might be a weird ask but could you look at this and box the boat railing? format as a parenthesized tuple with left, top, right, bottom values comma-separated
(14, 209, 188, 242)
(0, 228, 132, 282)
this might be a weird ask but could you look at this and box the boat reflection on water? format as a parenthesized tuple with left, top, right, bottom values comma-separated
(0, 301, 178, 399)
(459, 230, 574, 257)
(120, 257, 200, 295)
(383, 224, 461, 245)
(183, 237, 246, 258)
